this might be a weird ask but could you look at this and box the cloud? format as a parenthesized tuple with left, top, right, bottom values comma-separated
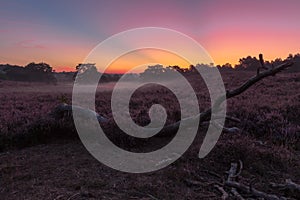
(16, 40, 46, 49)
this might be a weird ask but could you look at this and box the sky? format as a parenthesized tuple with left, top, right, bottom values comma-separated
(1, 0, 300, 73)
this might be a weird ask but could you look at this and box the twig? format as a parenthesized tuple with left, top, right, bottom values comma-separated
(51, 103, 108, 123)
(211, 115, 241, 123)
(231, 188, 245, 200)
(145, 193, 160, 200)
(214, 184, 229, 200)
(226, 162, 245, 199)
(227, 163, 238, 182)
(209, 120, 241, 134)
(67, 192, 80, 200)
(185, 179, 202, 186)
(201, 170, 223, 179)
(232, 160, 243, 178)
(270, 179, 300, 193)
(54, 195, 64, 200)
(225, 162, 287, 200)
(257, 53, 269, 75)
(136, 190, 160, 200)
(225, 181, 287, 200)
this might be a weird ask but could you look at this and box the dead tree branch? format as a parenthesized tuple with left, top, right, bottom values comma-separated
(50, 103, 108, 123)
(160, 56, 293, 133)
(214, 184, 229, 200)
(225, 162, 288, 200)
(213, 58, 294, 110)
(225, 180, 287, 200)
(270, 179, 300, 193)
(226, 162, 245, 199)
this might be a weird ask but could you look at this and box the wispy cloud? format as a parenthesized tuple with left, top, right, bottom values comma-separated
(16, 40, 46, 49)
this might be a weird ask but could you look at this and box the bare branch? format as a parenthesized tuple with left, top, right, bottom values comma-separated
(209, 121, 241, 134)
(226, 162, 237, 182)
(271, 179, 300, 193)
(225, 162, 286, 200)
(225, 162, 288, 200)
(232, 160, 243, 178)
(50, 103, 108, 123)
(230, 188, 245, 200)
(214, 184, 229, 200)
(211, 115, 241, 123)
(179, 58, 294, 126)
(226, 162, 245, 199)
(213, 60, 294, 110)
(226, 181, 287, 200)
(184, 179, 203, 186)
(257, 53, 269, 75)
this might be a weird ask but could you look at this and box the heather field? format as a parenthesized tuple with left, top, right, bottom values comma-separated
(1, 70, 300, 199)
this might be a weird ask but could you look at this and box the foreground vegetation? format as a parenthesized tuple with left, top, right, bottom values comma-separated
(0, 68, 299, 199)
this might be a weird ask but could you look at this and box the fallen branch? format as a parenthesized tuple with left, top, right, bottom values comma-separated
(211, 115, 241, 123)
(212, 60, 293, 111)
(184, 179, 203, 186)
(230, 188, 245, 200)
(67, 192, 80, 200)
(51, 103, 108, 123)
(225, 162, 287, 200)
(226, 162, 244, 199)
(214, 184, 229, 200)
(200, 170, 222, 179)
(270, 179, 300, 193)
(208, 121, 241, 134)
(232, 160, 243, 178)
(225, 180, 287, 200)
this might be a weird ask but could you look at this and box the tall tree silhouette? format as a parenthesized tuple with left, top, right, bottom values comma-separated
(74, 63, 100, 84)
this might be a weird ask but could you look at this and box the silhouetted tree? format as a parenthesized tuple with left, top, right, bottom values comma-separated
(187, 65, 196, 73)
(235, 56, 260, 71)
(74, 63, 100, 84)
(25, 62, 53, 73)
(2, 62, 56, 83)
(218, 63, 233, 70)
(24, 62, 56, 83)
(140, 65, 164, 79)
(140, 64, 179, 80)
(169, 65, 185, 73)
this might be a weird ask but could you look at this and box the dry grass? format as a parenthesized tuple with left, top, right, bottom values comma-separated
(0, 71, 299, 199)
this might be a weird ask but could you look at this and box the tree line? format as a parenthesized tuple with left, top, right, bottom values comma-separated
(140, 54, 300, 79)
(216, 53, 300, 72)
(1, 54, 299, 83)
(0, 62, 57, 83)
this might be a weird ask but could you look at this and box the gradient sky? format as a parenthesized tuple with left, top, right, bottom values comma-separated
(1, 0, 300, 73)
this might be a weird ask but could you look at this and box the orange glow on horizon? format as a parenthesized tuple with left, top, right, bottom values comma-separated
(104, 49, 191, 74)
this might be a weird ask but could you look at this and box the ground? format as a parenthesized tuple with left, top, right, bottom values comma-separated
(0, 70, 299, 199)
